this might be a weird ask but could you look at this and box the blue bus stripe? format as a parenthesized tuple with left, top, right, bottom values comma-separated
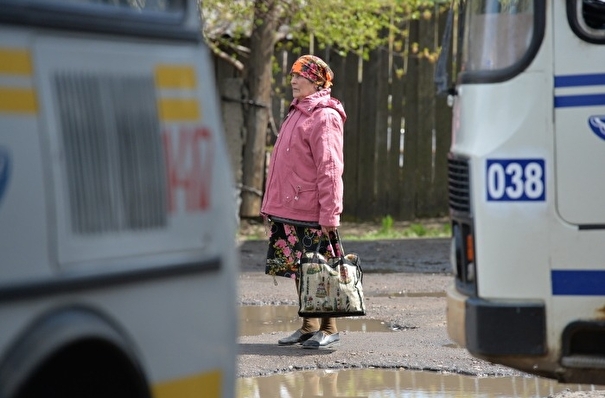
(555, 73, 605, 88)
(554, 93, 605, 108)
(552, 270, 605, 295)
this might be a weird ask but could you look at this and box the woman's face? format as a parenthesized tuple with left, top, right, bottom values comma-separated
(291, 73, 317, 99)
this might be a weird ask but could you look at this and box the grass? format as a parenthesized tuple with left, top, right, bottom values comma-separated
(238, 216, 451, 241)
(340, 216, 451, 241)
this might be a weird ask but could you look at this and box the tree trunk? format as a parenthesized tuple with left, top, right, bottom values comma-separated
(239, 0, 279, 218)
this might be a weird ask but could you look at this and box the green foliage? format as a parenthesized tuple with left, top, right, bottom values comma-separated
(342, 217, 451, 241)
(200, 0, 449, 64)
(380, 215, 394, 234)
(200, 0, 254, 40)
(407, 223, 427, 237)
(290, 0, 394, 58)
(236, 217, 451, 241)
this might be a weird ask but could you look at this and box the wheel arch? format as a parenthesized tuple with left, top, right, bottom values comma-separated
(0, 304, 151, 398)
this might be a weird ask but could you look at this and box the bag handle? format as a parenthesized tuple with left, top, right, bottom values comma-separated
(332, 229, 363, 283)
(333, 229, 345, 257)
(308, 229, 363, 282)
(306, 229, 342, 258)
(306, 229, 345, 259)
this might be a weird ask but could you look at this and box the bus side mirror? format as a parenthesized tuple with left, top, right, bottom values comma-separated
(434, 2, 457, 97)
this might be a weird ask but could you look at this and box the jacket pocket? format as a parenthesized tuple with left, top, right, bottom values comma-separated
(284, 172, 317, 211)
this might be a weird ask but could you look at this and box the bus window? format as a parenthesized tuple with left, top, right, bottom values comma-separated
(583, 0, 605, 28)
(53, 0, 185, 12)
(0, 0, 185, 15)
(463, 1, 534, 72)
(0, 0, 193, 39)
(569, 0, 605, 42)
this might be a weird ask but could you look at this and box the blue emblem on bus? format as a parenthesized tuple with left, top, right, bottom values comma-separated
(486, 158, 546, 201)
(0, 148, 11, 206)
(588, 115, 605, 141)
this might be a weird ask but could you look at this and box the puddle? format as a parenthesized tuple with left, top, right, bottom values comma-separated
(372, 291, 446, 298)
(239, 305, 392, 337)
(237, 368, 604, 398)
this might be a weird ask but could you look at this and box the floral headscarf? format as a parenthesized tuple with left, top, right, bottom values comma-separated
(290, 55, 334, 89)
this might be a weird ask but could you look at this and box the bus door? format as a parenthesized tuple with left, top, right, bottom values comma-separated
(550, 0, 605, 377)
(554, 0, 605, 226)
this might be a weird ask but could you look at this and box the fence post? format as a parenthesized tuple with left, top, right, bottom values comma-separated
(218, 77, 245, 224)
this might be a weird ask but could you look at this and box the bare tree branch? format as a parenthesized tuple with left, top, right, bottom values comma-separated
(206, 41, 245, 71)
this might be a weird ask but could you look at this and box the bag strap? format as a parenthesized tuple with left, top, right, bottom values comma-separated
(333, 230, 363, 283)
(305, 229, 345, 258)
(333, 229, 345, 257)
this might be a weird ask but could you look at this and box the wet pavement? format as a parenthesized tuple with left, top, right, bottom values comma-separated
(236, 264, 470, 377)
(240, 306, 393, 336)
(237, 238, 605, 397)
(238, 238, 452, 275)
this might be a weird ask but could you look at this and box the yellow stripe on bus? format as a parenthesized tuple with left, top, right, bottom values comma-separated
(155, 65, 197, 89)
(0, 49, 33, 75)
(158, 98, 201, 122)
(153, 369, 222, 398)
(0, 88, 37, 113)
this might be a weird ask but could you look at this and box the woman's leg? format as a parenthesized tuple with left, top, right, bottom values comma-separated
(301, 317, 321, 333)
(297, 278, 320, 332)
(319, 317, 337, 335)
(278, 279, 319, 345)
(302, 317, 340, 349)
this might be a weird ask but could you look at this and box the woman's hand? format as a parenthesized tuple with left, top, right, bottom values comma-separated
(321, 226, 337, 236)
(321, 226, 339, 256)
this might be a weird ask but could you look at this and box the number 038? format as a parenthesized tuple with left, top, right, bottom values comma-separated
(486, 159, 546, 201)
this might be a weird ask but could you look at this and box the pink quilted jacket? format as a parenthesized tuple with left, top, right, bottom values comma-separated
(261, 89, 347, 227)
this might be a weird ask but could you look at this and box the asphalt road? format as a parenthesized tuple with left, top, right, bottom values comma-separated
(237, 237, 605, 398)
(237, 238, 522, 378)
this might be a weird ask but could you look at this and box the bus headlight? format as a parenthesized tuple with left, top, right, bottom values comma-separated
(451, 224, 464, 276)
(450, 237, 458, 276)
(467, 262, 475, 282)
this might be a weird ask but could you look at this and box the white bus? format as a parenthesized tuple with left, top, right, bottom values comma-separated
(439, 0, 605, 385)
(0, 0, 239, 396)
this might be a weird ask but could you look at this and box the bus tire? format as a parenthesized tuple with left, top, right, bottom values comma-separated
(0, 305, 151, 398)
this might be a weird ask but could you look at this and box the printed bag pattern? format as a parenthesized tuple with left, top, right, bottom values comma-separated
(298, 250, 366, 318)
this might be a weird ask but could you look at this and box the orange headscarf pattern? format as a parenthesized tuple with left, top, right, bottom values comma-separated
(290, 55, 334, 89)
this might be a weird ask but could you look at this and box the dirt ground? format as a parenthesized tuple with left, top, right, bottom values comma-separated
(237, 220, 605, 397)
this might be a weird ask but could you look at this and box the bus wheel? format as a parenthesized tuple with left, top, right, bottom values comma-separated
(15, 339, 151, 398)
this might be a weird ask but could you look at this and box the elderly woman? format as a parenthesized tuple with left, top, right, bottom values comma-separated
(261, 55, 347, 349)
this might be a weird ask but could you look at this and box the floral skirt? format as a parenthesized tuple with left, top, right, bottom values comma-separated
(265, 219, 338, 280)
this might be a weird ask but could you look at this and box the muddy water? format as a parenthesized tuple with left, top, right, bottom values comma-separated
(371, 291, 446, 298)
(239, 305, 392, 336)
(238, 305, 603, 397)
(237, 368, 603, 398)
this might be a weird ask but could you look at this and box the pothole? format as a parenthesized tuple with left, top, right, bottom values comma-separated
(239, 305, 393, 337)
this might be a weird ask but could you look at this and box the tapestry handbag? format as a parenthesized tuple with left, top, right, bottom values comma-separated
(297, 230, 366, 317)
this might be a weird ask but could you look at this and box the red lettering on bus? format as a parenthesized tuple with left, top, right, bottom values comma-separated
(163, 127, 213, 213)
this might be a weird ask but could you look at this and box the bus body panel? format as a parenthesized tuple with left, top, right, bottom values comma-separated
(0, 3, 239, 395)
(446, 0, 605, 383)
(0, 28, 54, 282)
(34, 34, 230, 266)
(453, 73, 552, 301)
(0, 265, 238, 397)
